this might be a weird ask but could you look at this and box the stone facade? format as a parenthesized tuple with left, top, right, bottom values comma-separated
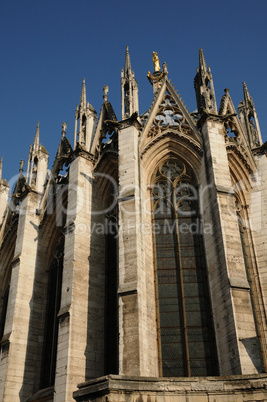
(0, 48, 266, 401)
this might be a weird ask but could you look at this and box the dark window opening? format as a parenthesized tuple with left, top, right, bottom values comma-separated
(0, 285, 10, 341)
(40, 239, 64, 388)
(152, 158, 218, 377)
(104, 213, 119, 374)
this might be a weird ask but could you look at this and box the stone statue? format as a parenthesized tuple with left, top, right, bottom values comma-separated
(62, 122, 67, 137)
(78, 126, 85, 146)
(19, 160, 25, 173)
(103, 85, 109, 102)
(152, 52, 160, 72)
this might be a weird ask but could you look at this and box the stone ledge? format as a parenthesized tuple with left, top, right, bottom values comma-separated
(73, 374, 267, 401)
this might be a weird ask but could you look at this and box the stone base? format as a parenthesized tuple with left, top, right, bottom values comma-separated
(73, 374, 267, 402)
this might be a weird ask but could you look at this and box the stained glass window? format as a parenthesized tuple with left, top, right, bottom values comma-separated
(41, 239, 64, 388)
(152, 158, 217, 377)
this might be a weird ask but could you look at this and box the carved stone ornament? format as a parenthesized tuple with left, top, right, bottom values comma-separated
(141, 130, 203, 159)
(72, 143, 95, 164)
(147, 92, 196, 139)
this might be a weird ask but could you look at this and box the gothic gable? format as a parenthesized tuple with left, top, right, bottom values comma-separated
(219, 89, 256, 175)
(90, 100, 118, 161)
(140, 79, 202, 158)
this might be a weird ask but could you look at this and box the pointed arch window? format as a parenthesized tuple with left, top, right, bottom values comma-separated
(40, 238, 64, 388)
(105, 204, 119, 374)
(152, 158, 217, 377)
(0, 284, 10, 341)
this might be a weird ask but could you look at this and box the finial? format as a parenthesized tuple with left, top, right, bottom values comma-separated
(124, 45, 132, 76)
(242, 82, 252, 105)
(243, 81, 248, 95)
(19, 160, 25, 174)
(199, 48, 207, 72)
(33, 121, 40, 150)
(61, 122, 67, 137)
(80, 78, 87, 108)
(152, 52, 160, 72)
(103, 85, 109, 102)
(162, 62, 168, 75)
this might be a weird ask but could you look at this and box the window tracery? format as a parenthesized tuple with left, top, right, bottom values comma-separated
(148, 92, 195, 138)
(151, 158, 217, 377)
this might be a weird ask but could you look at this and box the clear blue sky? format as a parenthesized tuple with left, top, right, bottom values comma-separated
(1, 0, 266, 182)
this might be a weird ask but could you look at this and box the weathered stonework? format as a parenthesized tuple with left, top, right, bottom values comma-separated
(74, 374, 267, 401)
(0, 48, 266, 401)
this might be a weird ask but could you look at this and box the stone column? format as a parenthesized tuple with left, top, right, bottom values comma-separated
(200, 118, 262, 375)
(54, 151, 106, 401)
(118, 121, 154, 376)
(1, 191, 41, 400)
(249, 149, 267, 366)
(35, 150, 48, 194)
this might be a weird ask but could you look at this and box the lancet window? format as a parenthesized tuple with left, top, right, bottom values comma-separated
(40, 238, 64, 388)
(151, 158, 217, 377)
(105, 202, 119, 374)
(0, 284, 10, 341)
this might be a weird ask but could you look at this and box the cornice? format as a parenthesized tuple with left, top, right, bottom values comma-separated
(118, 112, 142, 131)
(197, 109, 236, 128)
(72, 144, 95, 163)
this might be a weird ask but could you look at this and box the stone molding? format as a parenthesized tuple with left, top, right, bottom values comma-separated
(72, 145, 95, 163)
(118, 112, 141, 130)
(73, 374, 267, 401)
(226, 143, 254, 175)
(140, 130, 203, 159)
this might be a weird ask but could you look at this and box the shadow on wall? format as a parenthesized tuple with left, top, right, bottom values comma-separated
(240, 336, 263, 373)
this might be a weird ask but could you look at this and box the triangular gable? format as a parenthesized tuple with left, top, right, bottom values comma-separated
(140, 79, 201, 152)
(90, 101, 118, 156)
(219, 89, 256, 174)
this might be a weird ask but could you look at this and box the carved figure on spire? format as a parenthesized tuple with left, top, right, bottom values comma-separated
(19, 160, 25, 173)
(61, 122, 67, 137)
(103, 85, 109, 102)
(152, 52, 160, 72)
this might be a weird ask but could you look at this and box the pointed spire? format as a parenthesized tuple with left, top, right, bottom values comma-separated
(0, 156, 2, 182)
(33, 121, 40, 151)
(243, 81, 250, 104)
(238, 82, 262, 147)
(80, 78, 87, 108)
(124, 45, 132, 76)
(199, 48, 207, 72)
(194, 48, 217, 113)
(121, 46, 139, 119)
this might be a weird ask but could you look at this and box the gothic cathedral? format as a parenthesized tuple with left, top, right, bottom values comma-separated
(0, 48, 267, 401)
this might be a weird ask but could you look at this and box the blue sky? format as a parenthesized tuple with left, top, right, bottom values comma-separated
(1, 0, 266, 183)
